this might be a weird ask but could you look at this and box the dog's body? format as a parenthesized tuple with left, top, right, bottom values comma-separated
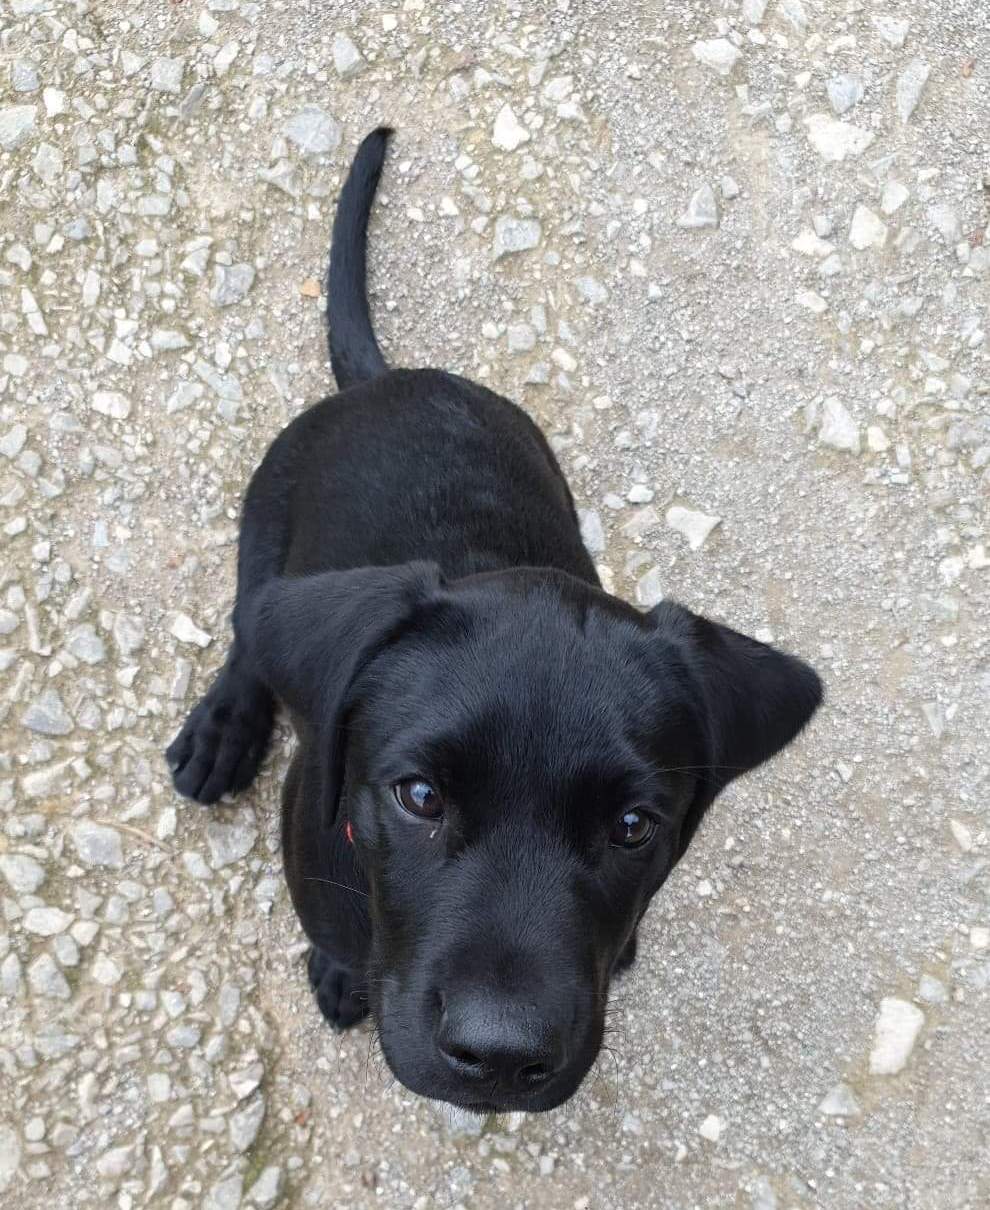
(168, 129, 822, 1114)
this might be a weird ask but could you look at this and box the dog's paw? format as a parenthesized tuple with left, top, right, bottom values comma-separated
(307, 946, 369, 1030)
(166, 668, 273, 805)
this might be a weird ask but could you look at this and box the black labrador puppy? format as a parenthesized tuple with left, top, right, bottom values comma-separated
(167, 129, 822, 1115)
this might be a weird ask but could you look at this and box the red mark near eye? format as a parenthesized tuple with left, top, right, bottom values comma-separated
(345, 820, 354, 845)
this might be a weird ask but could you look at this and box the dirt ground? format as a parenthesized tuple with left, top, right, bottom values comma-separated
(1, 2, 988, 1207)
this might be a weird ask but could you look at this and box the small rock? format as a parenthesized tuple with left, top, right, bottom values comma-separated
(211, 264, 255, 307)
(896, 58, 931, 122)
(0, 105, 37, 150)
(869, 997, 924, 1074)
(677, 184, 718, 229)
(0, 1124, 22, 1193)
(91, 956, 122, 986)
(574, 276, 608, 305)
(170, 613, 212, 648)
(11, 60, 40, 92)
(873, 15, 909, 48)
(635, 567, 664, 608)
(92, 391, 131, 420)
(70, 821, 124, 869)
(818, 1082, 861, 1116)
(246, 1165, 283, 1209)
(866, 425, 890, 453)
(692, 39, 742, 78)
(507, 323, 537, 353)
(578, 509, 605, 556)
(28, 954, 71, 1001)
(113, 612, 145, 657)
(229, 1096, 265, 1152)
(493, 216, 541, 259)
(778, 0, 808, 31)
(284, 106, 341, 156)
(22, 689, 73, 736)
(949, 819, 973, 852)
(23, 907, 73, 936)
(881, 180, 910, 214)
(928, 204, 961, 244)
(666, 505, 721, 550)
(66, 624, 106, 665)
(698, 1114, 723, 1142)
(332, 33, 365, 79)
(819, 398, 861, 453)
(492, 104, 530, 151)
(826, 74, 864, 115)
(804, 115, 874, 161)
(917, 974, 948, 1004)
(849, 205, 888, 250)
(206, 817, 258, 867)
(150, 57, 185, 94)
(0, 424, 28, 459)
(0, 854, 46, 894)
(205, 1172, 244, 1210)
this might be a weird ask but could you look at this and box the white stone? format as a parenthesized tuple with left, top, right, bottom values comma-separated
(0, 854, 46, 894)
(849, 205, 888, 250)
(792, 229, 834, 257)
(284, 107, 341, 156)
(492, 104, 530, 151)
(635, 567, 665, 608)
(804, 114, 874, 162)
(881, 181, 910, 214)
(493, 216, 541, 259)
(692, 39, 742, 78)
(22, 689, 73, 735)
(0, 1124, 21, 1192)
(169, 613, 212, 648)
(896, 59, 930, 122)
(917, 974, 948, 1004)
(574, 275, 608, 305)
(211, 263, 255, 307)
(827, 74, 864, 115)
(698, 1114, 723, 1141)
(23, 906, 73, 936)
(92, 391, 131, 420)
(229, 1096, 265, 1152)
(742, 0, 768, 21)
(677, 184, 718, 229)
(869, 997, 924, 1074)
(819, 398, 860, 453)
(0, 105, 37, 150)
(578, 509, 605, 556)
(818, 1083, 861, 1116)
(949, 819, 973, 852)
(665, 505, 721, 550)
(150, 57, 185, 94)
(866, 425, 890, 453)
(207, 817, 258, 867)
(874, 15, 909, 48)
(28, 953, 70, 1000)
(332, 33, 365, 79)
(778, 0, 808, 31)
(246, 1166, 283, 1209)
(70, 821, 124, 868)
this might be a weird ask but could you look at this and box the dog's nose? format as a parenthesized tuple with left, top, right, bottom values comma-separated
(436, 990, 566, 1093)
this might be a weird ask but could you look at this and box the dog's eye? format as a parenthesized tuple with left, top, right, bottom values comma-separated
(610, 808, 656, 849)
(393, 778, 444, 820)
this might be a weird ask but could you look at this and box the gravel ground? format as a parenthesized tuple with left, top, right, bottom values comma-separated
(2, 1, 988, 1207)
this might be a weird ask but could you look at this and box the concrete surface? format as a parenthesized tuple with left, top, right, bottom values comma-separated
(1, 1, 988, 1208)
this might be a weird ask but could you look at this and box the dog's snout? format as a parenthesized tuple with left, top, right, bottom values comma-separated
(436, 989, 566, 1094)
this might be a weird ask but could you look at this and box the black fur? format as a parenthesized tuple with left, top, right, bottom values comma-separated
(167, 129, 822, 1113)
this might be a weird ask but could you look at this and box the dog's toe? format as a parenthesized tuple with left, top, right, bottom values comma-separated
(167, 671, 273, 805)
(308, 946, 369, 1030)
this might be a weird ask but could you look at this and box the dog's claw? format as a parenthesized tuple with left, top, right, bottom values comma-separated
(167, 663, 273, 804)
(307, 946, 369, 1030)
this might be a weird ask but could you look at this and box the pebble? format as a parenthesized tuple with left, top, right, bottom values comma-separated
(869, 997, 924, 1074)
(804, 115, 874, 161)
(881, 180, 910, 214)
(206, 817, 258, 868)
(205, 1172, 244, 1210)
(229, 1096, 265, 1152)
(170, 613, 212, 648)
(12, 60, 39, 92)
(917, 974, 948, 1004)
(150, 57, 185, 94)
(698, 1114, 724, 1142)
(492, 104, 530, 151)
(578, 509, 606, 556)
(0, 854, 46, 894)
(849, 205, 888, 250)
(507, 323, 537, 353)
(211, 263, 256, 307)
(574, 276, 608, 305)
(332, 33, 365, 79)
(677, 184, 718, 229)
(692, 39, 742, 78)
(28, 954, 71, 1000)
(70, 821, 124, 868)
(23, 907, 74, 936)
(0, 104, 37, 150)
(493, 216, 541, 259)
(92, 391, 131, 420)
(665, 505, 721, 550)
(826, 74, 864, 116)
(896, 58, 931, 122)
(246, 1166, 283, 1209)
(283, 106, 341, 156)
(874, 15, 909, 48)
(22, 689, 73, 736)
(818, 1082, 861, 1116)
(0, 1125, 21, 1193)
(1, 424, 29, 459)
(113, 612, 145, 657)
(635, 567, 664, 608)
(819, 398, 861, 453)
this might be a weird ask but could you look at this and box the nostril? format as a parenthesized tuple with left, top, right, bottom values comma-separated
(444, 1043, 485, 1071)
(518, 1060, 552, 1085)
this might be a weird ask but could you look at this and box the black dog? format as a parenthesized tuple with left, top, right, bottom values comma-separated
(167, 129, 822, 1114)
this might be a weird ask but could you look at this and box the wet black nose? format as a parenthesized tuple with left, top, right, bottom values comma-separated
(436, 990, 566, 1093)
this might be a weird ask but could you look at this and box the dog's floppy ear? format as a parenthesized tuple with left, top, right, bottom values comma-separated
(241, 561, 441, 827)
(647, 601, 823, 858)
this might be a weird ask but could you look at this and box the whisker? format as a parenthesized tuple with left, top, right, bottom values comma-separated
(301, 876, 369, 898)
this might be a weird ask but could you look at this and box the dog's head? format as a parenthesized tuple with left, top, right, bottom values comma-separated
(248, 563, 821, 1112)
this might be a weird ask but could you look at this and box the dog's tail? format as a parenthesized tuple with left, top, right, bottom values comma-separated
(326, 127, 392, 390)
